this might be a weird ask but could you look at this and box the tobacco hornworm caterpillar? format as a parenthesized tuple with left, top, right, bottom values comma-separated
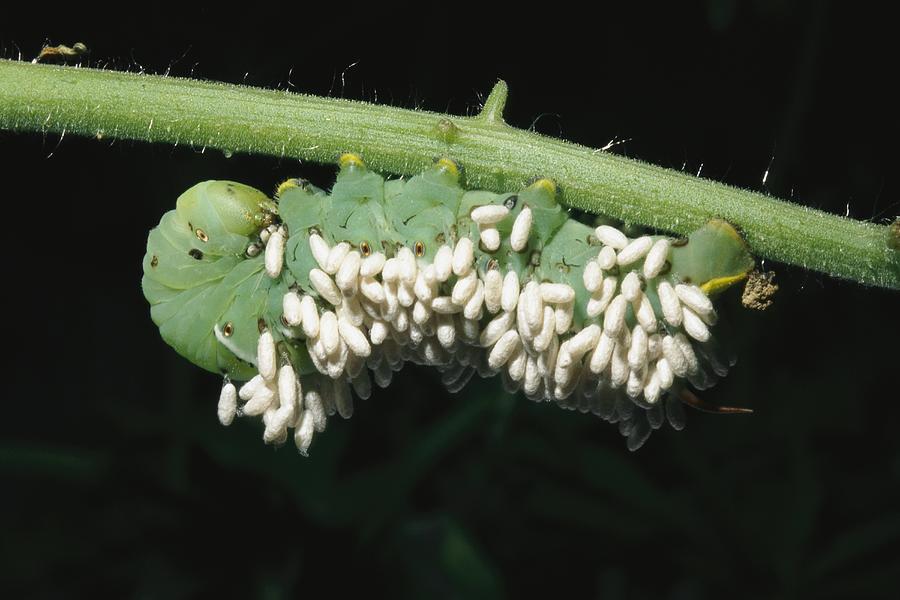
(142, 154, 755, 453)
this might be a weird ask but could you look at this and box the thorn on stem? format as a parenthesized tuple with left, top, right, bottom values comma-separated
(477, 80, 508, 126)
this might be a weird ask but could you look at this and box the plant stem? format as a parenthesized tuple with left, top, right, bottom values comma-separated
(1, 60, 897, 289)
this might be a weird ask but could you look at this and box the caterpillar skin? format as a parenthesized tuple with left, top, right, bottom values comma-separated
(142, 155, 755, 452)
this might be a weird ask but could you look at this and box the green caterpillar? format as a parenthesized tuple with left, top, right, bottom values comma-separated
(142, 154, 755, 452)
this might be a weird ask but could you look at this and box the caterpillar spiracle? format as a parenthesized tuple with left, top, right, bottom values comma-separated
(142, 154, 755, 453)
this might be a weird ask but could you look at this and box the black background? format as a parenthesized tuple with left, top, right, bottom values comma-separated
(1, 2, 898, 598)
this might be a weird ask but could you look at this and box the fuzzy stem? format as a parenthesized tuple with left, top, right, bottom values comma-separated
(1, 60, 897, 289)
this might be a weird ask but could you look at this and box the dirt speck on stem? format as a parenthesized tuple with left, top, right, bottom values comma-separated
(742, 269, 779, 311)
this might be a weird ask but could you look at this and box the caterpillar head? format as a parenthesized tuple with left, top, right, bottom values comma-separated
(176, 180, 276, 246)
(144, 181, 281, 381)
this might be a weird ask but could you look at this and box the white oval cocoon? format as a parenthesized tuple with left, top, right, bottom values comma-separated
(451, 270, 478, 305)
(392, 308, 409, 333)
(507, 346, 527, 381)
(360, 276, 386, 304)
(308, 233, 330, 271)
(480, 227, 501, 252)
(238, 374, 266, 401)
(603, 295, 628, 337)
(643, 370, 661, 404)
(319, 311, 340, 355)
(359, 251, 386, 277)
(634, 294, 658, 333)
(510, 206, 533, 252)
(681, 306, 711, 342)
(540, 283, 576, 304)
(282, 291, 303, 326)
(397, 281, 415, 308)
(436, 313, 456, 348)
(217, 382, 237, 426)
(568, 324, 602, 360)
(294, 411, 315, 456)
(325, 341, 348, 379)
(617, 236, 653, 266)
(589, 333, 616, 374)
(524, 281, 544, 333)
(381, 282, 399, 321)
(335, 250, 361, 295)
(434, 245, 453, 282)
(524, 355, 541, 395)
(501, 271, 520, 312)
(673, 333, 700, 374)
(452, 237, 474, 277)
(582, 260, 602, 293)
(243, 385, 275, 416)
(412, 300, 432, 325)
(626, 368, 646, 399)
(338, 316, 371, 357)
(304, 389, 327, 432)
(480, 310, 515, 347)
(628, 325, 648, 371)
(309, 269, 342, 306)
(414, 271, 434, 303)
(621, 271, 642, 302)
(656, 357, 674, 390)
(483, 269, 503, 314)
(657, 281, 683, 327)
(586, 277, 617, 318)
(488, 330, 521, 369)
(369, 320, 389, 345)
(471, 204, 510, 225)
(597, 245, 617, 270)
(397, 246, 418, 285)
(300, 295, 320, 338)
(594, 225, 629, 249)
(264, 230, 285, 278)
(675, 283, 714, 318)
(533, 306, 556, 352)
(431, 296, 462, 314)
(381, 257, 399, 283)
(324, 241, 350, 275)
(277, 364, 297, 410)
(643, 239, 670, 279)
(554, 301, 574, 335)
(463, 280, 485, 320)
(257, 330, 277, 381)
(609, 334, 632, 388)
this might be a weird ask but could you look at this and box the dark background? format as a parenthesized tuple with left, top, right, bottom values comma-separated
(1, 1, 898, 598)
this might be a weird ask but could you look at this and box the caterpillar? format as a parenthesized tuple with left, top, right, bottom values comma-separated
(142, 154, 755, 453)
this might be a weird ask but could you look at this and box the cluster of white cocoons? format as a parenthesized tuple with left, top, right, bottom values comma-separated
(470, 225, 725, 450)
(216, 330, 336, 456)
(220, 212, 727, 453)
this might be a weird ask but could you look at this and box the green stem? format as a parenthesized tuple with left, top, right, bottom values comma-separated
(2, 60, 897, 289)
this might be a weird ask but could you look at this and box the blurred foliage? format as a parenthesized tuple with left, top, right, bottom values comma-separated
(1, 1, 897, 598)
